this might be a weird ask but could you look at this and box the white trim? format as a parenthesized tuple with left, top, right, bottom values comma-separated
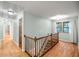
(17, 16, 19, 47)
(9, 22, 12, 40)
(11, 22, 13, 40)
(17, 12, 24, 51)
(19, 12, 25, 51)
(22, 11, 25, 51)
(3, 22, 5, 40)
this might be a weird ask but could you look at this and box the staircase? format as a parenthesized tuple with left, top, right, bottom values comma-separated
(44, 40, 52, 51)
(40, 39, 58, 56)
(24, 33, 59, 57)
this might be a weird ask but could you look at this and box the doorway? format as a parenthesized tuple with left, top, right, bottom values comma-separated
(3, 22, 11, 43)
(19, 18, 22, 49)
(5, 24, 10, 35)
(4, 23, 11, 39)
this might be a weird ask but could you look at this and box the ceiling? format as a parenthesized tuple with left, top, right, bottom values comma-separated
(0, 1, 22, 20)
(9, 1, 78, 18)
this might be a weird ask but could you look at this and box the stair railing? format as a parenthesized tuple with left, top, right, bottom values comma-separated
(24, 33, 59, 57)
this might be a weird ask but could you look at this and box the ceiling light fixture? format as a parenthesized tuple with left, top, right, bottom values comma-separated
(8, 9, 15, 15)
(50, 15, 68, 20)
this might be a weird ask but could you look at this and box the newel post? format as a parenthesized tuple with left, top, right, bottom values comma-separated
(51, 33, 53, 46)
(57, 32, 59, 42)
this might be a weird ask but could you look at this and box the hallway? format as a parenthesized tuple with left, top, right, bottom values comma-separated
(0, 33, 28, 57)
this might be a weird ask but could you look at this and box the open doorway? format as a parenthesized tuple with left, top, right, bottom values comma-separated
(3, 22, 12, 40)
(3, 22, 12, 44)
(5, 24, 10, 35)
(19, 18, 22, 49)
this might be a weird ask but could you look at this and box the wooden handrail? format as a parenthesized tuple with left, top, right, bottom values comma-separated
(37, 36, 48, 40)
(37, 33, 58, 40)
(24, 35, 35, 40)
(24, 33, 58, 40)
(24, 33, 59, 57)
(24, 34, 51, 40)
(36, 34, 51, 40)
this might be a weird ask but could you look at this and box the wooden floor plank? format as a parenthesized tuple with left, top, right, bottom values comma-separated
(0, 33, 29, 57)
(0, 33, 78, 57)
(43, 40, 78, 57)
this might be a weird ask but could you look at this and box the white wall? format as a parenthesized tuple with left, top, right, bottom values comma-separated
(13, 20, 19, 46)
(0, 21, 4, 40)
(23, 11, 51, 51)
(24, 12, 51, 37)
(51, 16, 78, 43)
(77, 2, 79, 46)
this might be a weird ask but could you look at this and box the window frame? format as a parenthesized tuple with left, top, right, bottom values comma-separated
(63, 22, 69, 33)
(56, 22, 62, 32)
(56, 21, 69, 33)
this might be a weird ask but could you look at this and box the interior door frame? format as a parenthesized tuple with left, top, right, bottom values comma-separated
(18, 18, 23, 49)
(17, 12, 24, 51)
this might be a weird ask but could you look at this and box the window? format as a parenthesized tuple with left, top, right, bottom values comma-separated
(63, 22, 69, 32)
(56, 22, 69, 33)
(56, 22, 62, 32)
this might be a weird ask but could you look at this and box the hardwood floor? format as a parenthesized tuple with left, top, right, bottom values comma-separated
(0, 33, 29, 57)
(0, 33, 78, 57)
(43, 40, 78, 57)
